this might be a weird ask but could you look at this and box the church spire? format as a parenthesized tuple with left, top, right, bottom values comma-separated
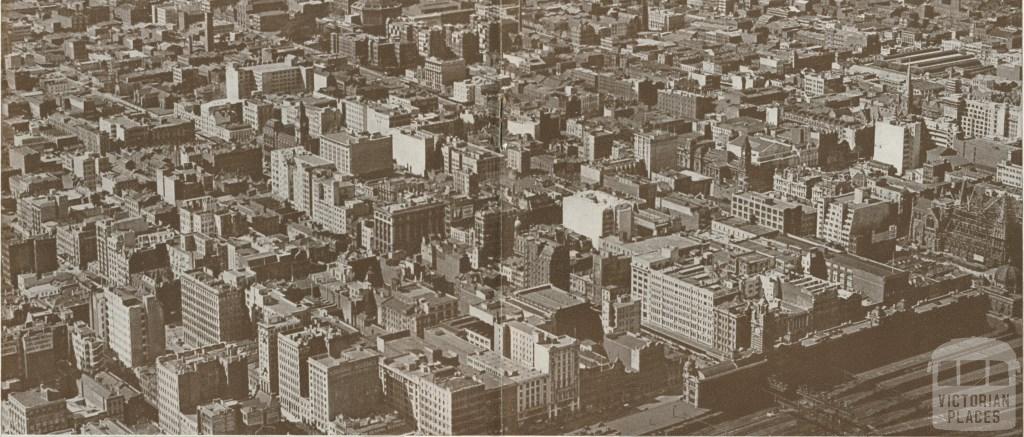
(295, 101, 309, 148)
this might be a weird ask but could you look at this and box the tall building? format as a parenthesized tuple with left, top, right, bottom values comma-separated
(17, 192, 71, 235)
(269, 146, 303, 199)
(474, 207, 515, 265)
(306, 347, 381, 432)
(601, 287, 641, 335)
(256, 317, 303, 394)
(95, 216, 174, 287)
(2, 234, 58, 290)
(288, 155, 335, 214)
(997, 149, 1022, 188)
(730, 191, 813, 236)
(506, 322, 581, 417)
(631, 251, 718, 349)
(2, 320, 70, 385)
(371, 199, 446, 255)
(562, 190, 634, 246)
(156, 343, 251, 435)
(962, 99, 1022, 140)
(310, 172, 369, 235)
(634, 131, 679, 177)
(816, 189, 897, 261)
(466, 351, 550, 425)
(55, 221, 97, 269)
(873, 118, 924, 175)
(181, 269, 250, 348)
(319, 130, 393, 177)
(226, 60, 307, 100)
(276, 323, 352, 421)
(104, 287, 165, 368)
(392, 128, 441, 176)
(203, 12, 215, 51)
(715, 0, 735, 14)
(70, 321, 108, 374)
(441, 141, 503, 183)
(422, 56, 467, 92)
(656, 89, 713, 119)
(512, 232, 570, 290)
(901, 66, 916, 116)
(415, 370, 508, 435)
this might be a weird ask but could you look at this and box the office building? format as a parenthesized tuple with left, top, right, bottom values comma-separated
(226, 60, 307, 100)
(511, 233, 570, 290)
(505, 322, 581, 417)
(104, 287, 165, 368)
(730, 191, 812, 236)
(392, 128, 441, 176)
(422, 56, 467, 92)
(631, 249, 737, 353)
(372, 199, 446, 255)
(962, 99, 1021, 140)
(306, 347, 381, 432)
(474, 207, 516, 265)
(181, 269, 250, 348)
(70, 321, 108, 374)
(276, 323, 352, 421)
(415, 371, 507, 435)
(441, 141, 503, 183)
(319, 130, 393, 177)
(656, 89, 713, 119)
(816, 189, 897, 261)
(562, 191, 634, 246)
(2, 234, 58, 290)
(634, 131, 680, 177)
(1, 387, 71, 435)
(377, 283, 459, 337)
(95, 216, 175, 287)
(156, 343, 251, 434)
(874, 118, 924, 175)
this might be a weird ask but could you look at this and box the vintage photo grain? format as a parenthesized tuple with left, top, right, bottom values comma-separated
(0, 0, 1021, 435)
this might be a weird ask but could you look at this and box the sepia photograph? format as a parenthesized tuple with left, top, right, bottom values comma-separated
(0, 0, 1021, 435)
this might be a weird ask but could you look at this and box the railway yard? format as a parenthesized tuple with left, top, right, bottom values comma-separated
(687, 331, 1022, 436)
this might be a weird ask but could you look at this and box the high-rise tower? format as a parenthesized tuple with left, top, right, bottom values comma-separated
(204, 12, 215, 52)
(902, 65, 915, 116)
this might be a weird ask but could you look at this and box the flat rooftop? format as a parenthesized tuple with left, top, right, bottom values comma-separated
(511, 284, 585, 315)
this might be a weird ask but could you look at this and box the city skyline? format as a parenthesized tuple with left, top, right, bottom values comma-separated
(0, 0, 1021, 435)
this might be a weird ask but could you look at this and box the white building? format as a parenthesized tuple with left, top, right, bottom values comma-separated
(631, 250, 718, 348)
(270, 147, 309, 201)
(319, 131, 393, 177)
(962, 99, 1021, 140)
(104, 287, 165, 368)
(996, 150, 1022, 188)
(562, 190, 634, 246)
(226, 59, 307, 100)
(874, 118, 923, 175)
(505, 322, 580, 418)
(392, 128, 441, 176)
